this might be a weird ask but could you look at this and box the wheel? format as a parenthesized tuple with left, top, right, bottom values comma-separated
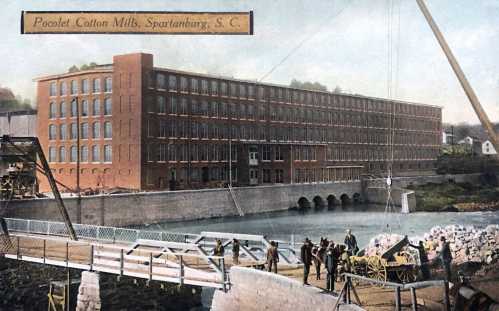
(366, 256, 387, 284)
(396, 267, 417, 283)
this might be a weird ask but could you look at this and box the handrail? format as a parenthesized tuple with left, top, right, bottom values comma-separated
(341, 273, 446, 289)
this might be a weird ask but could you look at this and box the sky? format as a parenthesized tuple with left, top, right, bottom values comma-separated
(1, 0, 498, 124)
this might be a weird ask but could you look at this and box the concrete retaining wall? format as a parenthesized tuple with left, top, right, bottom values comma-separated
(4, 182, 362, 227)
(211, 267, 363, 311)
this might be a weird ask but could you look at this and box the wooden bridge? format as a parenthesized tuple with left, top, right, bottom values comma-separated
(0, 218, 301, 290)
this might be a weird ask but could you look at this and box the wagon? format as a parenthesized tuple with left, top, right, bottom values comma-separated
(350, 236, 419, 283)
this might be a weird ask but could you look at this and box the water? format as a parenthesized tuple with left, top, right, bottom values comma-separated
(143, 204, 499, 248)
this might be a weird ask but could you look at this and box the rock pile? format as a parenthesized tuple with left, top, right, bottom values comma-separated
(363, 225, 499, 266)
(423, 225, 499, 265)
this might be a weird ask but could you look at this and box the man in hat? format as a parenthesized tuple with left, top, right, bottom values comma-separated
(301, 238, 313, 285)
(344, 229, 359, 255)
(232, 238, 240, 265)
(324, 241, 339, 291)
(266, 241, 279, 273)
(439, 236, 452, 281)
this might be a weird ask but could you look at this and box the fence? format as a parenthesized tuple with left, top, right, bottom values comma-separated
(4, 218, 198, 244)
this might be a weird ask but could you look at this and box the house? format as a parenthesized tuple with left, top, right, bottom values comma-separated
(442, 131, 454, 145)
(482, 140, 497, 155)
(458, 136, 482, 156)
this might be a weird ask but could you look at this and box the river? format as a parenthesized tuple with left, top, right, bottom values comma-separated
(143, 204, 499, 247)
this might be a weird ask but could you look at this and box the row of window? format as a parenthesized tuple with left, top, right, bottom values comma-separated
(294, 167, 362, 183)
(49, 78, 112, 97)
(149, 72, 440, 118)
(49, 98, 112, 119)
(48, 122, 112, 140)
(149, 119, 439, 146)
(48, 145, 112, 163)
(146, 167, 238, 185)
(325, 145, 440, 161)
(148, 95, 440, 128)
(147, 143, 238, 163)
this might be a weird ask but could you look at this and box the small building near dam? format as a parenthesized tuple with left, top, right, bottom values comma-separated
(34, 52, 442, 193)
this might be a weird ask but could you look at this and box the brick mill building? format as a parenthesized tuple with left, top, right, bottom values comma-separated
(36, 53, 442, 192)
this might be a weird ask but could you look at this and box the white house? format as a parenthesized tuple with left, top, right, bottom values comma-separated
(482, 140, 497, 155)
(442, 131, 454, 145)
(458, 136, 482, 155)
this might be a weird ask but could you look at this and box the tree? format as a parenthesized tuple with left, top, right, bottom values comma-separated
(67, 62, 98, 73)
(289, 79, 328, 92)
(68, 65, 79, 73)
(333, 86, 342, 93)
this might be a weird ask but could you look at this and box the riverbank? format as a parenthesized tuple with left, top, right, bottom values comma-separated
(406, 180, 499, 212)
(0, 257, 204, 310)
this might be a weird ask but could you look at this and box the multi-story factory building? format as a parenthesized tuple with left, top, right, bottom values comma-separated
(36, 53, 441, 192)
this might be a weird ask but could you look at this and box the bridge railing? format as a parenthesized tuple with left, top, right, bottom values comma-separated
(4, 218, 198, 244)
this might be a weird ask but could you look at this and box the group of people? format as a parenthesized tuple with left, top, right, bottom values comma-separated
(213, 228, 454, 290)
(300, 229, 359, 290)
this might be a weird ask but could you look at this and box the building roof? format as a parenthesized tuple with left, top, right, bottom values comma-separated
(33, 64, 113, 82)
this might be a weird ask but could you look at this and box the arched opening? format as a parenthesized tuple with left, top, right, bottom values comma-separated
(313, 196, 325, 210)
(340, 194, 351, 206)
(298, 197, 311, 210)
(352, 193, 362, 204)
(327, 195, 337, 210)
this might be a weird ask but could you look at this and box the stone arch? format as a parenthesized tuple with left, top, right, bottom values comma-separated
(312, 196, 325, 210)
(327, 195, 337, 210)
(340, 194, 351, 206)
(298, 197, 311, 210)
(352, 193, 362, 204)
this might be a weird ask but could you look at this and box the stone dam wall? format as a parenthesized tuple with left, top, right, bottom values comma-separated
(4, 181, 362, 227)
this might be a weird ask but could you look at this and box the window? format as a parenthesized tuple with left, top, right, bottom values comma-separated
(104, 98, 112, 115)
(169, 96, 178, 114)
(59, 146, 66, 162)
(70, 123, 77, 139)
(92, 123, 100, 139)
(239, 84, 246, 98)
(59, 101, 66, 118)
(191, 78, 198, 93)
(81, 123, 88, 139)
(48, 147, 56, 162)
(263, 169, 271, 183)
(59, 124, 67, 140)
(49, 124, 56, 140)
(81, 100, 89, 116)
(93, 78, 101, 93)
(230, 83, 237, 97)
(102, 145, 112, 162)
(220, 82, 228, 96)
(157, 96, 166, 113)
(104, 121, 112, 138)
(180, 76, 188, 92)
(71, 100, 77, 117)
(201, 80, 208, 94)
(49, 82, 57, 96)
(92, 99, 100, 115)
(169, 75, 177, 91)
(70, 80, 77, 95)
(104, 77, 112, 92)
(49, 102, 56, 119)
(92, 145, 100, 162)
(81, 79, 89, 94)
(60, 82, 67, 96)
(157, 73, 166, 89)
(275, 145, 283, 161)
(81, 146, 88, 162)
(211, 80, 218, 95)
(262, 145, 271, 161)
(180, 98, 188, 115)
(70, 146, 77, 162)
(275, 169, 283, 183)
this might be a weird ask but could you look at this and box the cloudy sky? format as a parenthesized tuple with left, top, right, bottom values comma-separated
(1, 0, 498, 124)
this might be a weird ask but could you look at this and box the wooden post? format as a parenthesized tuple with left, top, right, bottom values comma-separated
(16, 236, 20, 259)
(89, 244, 94, 270)
(65, 242, 69, 267)
(346, 276, 351, 304)
(411, 288, 418, 311)
(43, 239, 46, 264)
(443, 281, 450, 311)
(179, 255, 184, 286)
(333, 282, 347, 311)
(149, 252, 153, 282)
(221, 257, 226, 292)
(395, 287, 401, 311)
(120, 249, 124, 276)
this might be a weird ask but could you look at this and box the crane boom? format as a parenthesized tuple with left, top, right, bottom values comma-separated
(416, 0, 499, 153)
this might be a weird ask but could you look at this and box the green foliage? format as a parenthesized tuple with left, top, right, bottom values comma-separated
(67, 62, 98, 73)
(0, 94, 32, 112)
(289, 79, 328, 92)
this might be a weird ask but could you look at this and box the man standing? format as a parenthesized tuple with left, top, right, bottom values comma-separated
(408, 239, 431, 280)
(324, 242, 339, 292)
(232, 239, 240, 265)
(214, 239, 225, 256)
(301, 238, 313, 285)
(266, 241, 279, 273)
(439, 236, 452, 282)
(344, 229, 359, 255)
